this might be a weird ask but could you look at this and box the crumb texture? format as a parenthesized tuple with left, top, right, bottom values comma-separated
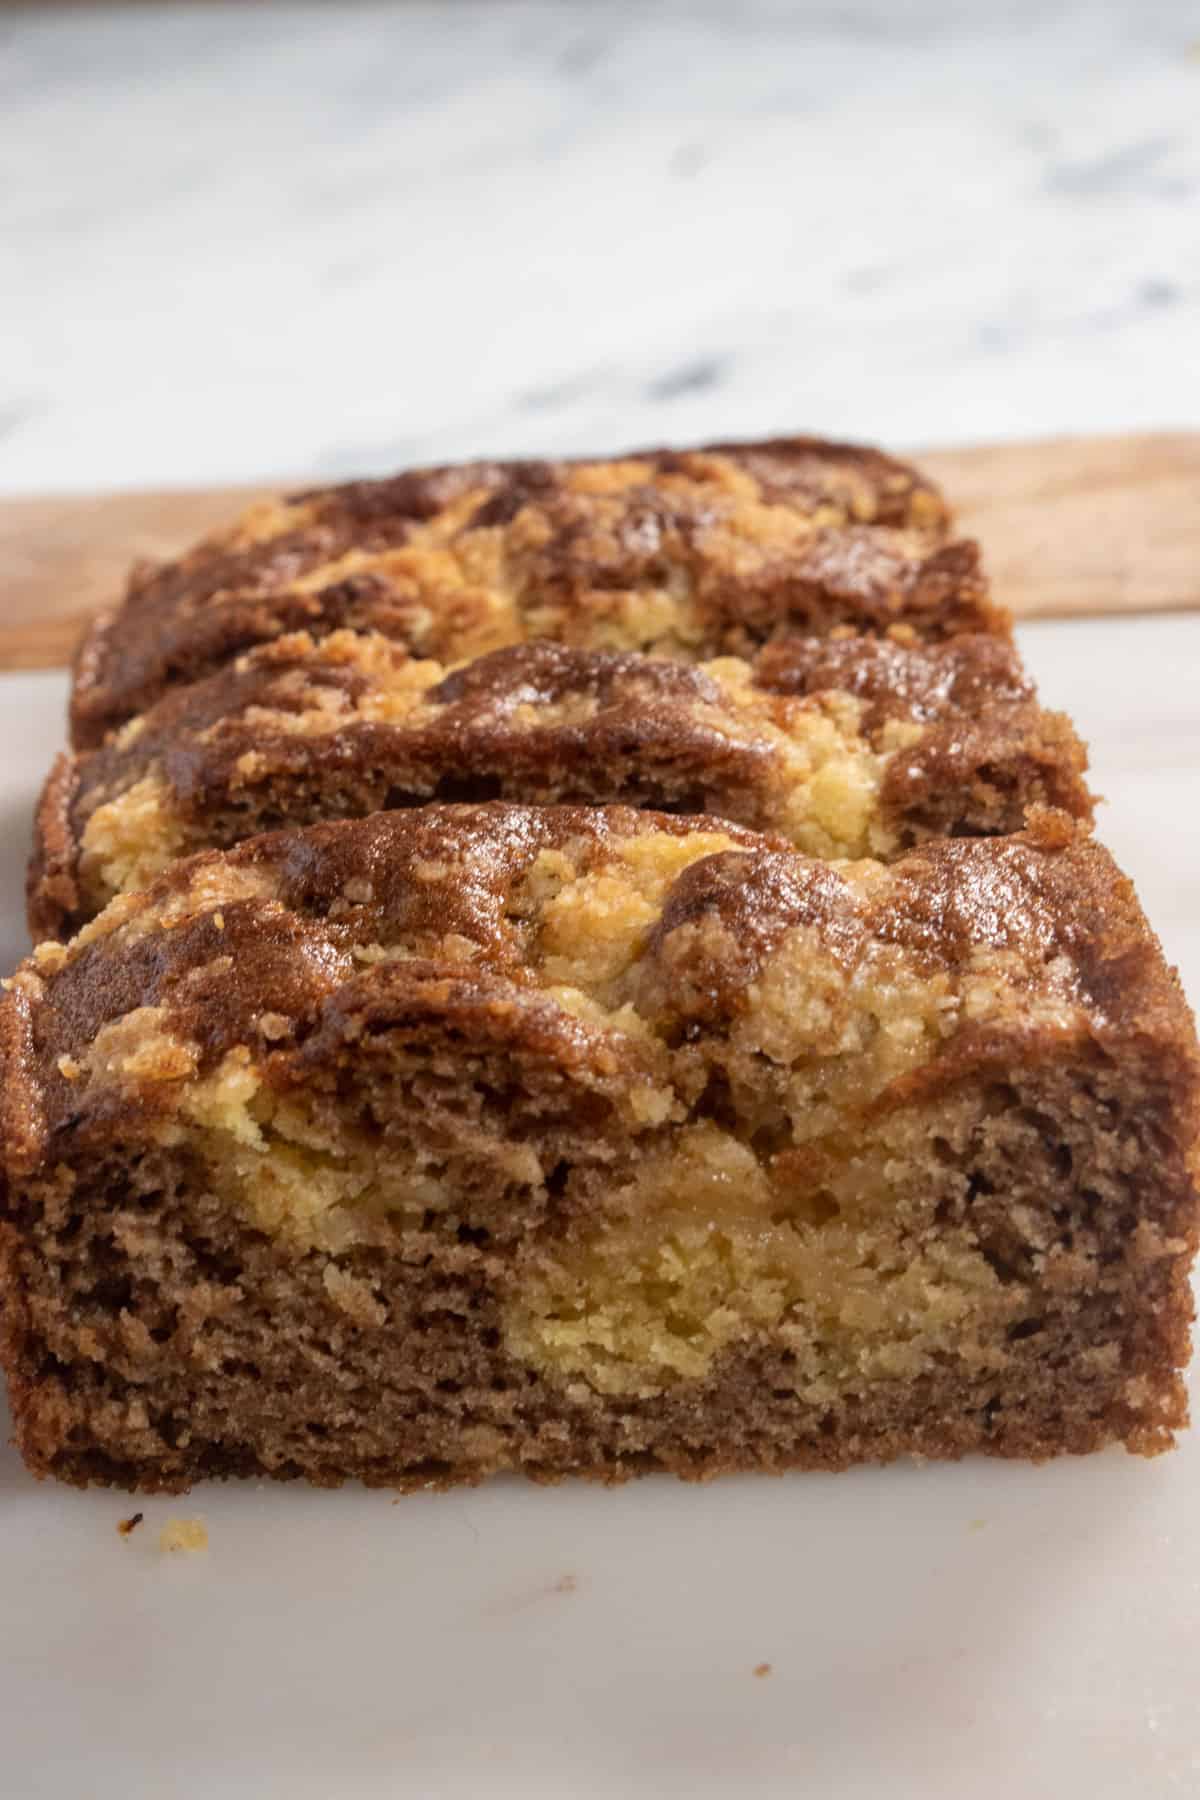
(2, 803, 1197, 1491)
(159, 1517, 208, 1553)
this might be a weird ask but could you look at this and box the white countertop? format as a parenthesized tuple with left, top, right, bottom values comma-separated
(5, 0, 1200, 497)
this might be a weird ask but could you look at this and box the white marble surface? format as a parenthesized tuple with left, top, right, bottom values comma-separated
(3, 0, 1199, 496)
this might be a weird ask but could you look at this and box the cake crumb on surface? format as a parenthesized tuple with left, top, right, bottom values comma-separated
(116, 1512, 143, 1537)
(754, 1663, 772, 1679)
(159, 1517, 208, 1553)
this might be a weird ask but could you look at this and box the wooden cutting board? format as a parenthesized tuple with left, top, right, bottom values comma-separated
(0, 431, 1196, 671)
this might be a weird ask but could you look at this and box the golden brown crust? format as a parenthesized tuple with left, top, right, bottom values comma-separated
(753, 627, 1032, 725)
(31, 628, 1091, 940)
(66, 437, 978, 749)
(5, 803, 1194, 1173)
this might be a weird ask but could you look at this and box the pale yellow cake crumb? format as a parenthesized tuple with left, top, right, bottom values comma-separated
(160, 1517, 208, 1553)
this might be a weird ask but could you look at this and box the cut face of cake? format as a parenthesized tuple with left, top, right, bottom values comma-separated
(67, 437, 993, 750)
(31, 627, 1091, 939)
(2, 805, 1195, 1493)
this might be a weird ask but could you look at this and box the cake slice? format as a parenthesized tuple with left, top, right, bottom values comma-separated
(2, 804, 1195, 1492)
(31, 626, 1090, 939)
(67, 436, 994, 749)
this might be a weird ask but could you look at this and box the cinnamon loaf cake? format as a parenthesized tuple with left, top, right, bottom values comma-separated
(68, 437, 998, 750)
(32, 626, 1090, 940)
(2, 804, 1196, 1492)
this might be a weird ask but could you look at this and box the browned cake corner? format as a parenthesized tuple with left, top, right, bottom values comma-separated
(31, 626, 1090, 941)
(2, 804, 1196, 1493)
(67, 436, 996, 750)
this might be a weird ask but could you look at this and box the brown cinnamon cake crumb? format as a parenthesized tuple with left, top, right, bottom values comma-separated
(2, 804, 1195, 1493)
(30, 628, 1089, 940)
(116, 1512, 143, 1536)
(67, 437, 989, 750)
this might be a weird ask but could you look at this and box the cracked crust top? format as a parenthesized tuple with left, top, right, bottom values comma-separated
(67, 437, 990, 749)
(4, 804, 1194, 1190)
(31, 626, 1091, 940)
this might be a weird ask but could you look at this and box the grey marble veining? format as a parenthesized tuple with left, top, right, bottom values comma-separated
(2, 0, 1198, 494)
